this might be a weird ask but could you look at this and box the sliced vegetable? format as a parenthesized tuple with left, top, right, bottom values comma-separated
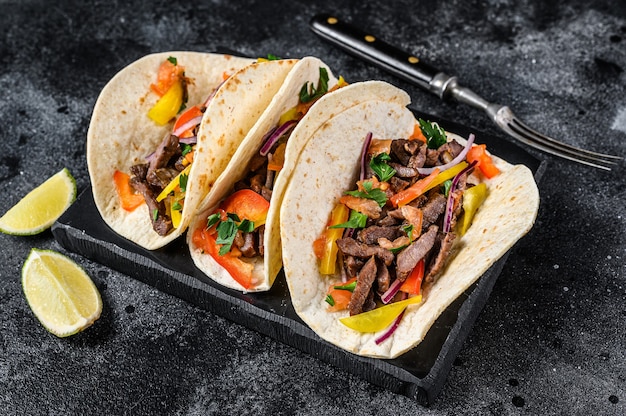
(150, 57, 184, 97)
(267, 142, 286, 172)
(220, 189, 270, 228)
(299, 67, 329, 103)
(375, 309, 405, 345)
(148, 80, 184, 125)
(156, 164, 191, 202)
(467, 143, 501, 178)
(419, 119, 447, 149)
(319, 203, 350, 275)
(113, 170, 144, 211)
(399, 259, 425, 295)
(339, 295, 422, 333)
(360, 132, 373, 181)
(192, 226, 254, 290)
(443, 160, 477, 233)
(260, 120, 297, 156)
(389, 168, 440, 207)
(458, 182, 488, 235)
(326, 277, 357, 312)
(370, 153, 396, 182)
(173, 105, 203, 138)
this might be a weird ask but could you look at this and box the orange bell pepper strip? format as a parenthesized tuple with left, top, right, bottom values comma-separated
(408, 123, 427, 143)
(467, 144, 500, 178)
(113, 170, 144, 211)
(390, 168, 440, 207)
(191, 225, 254, 290)
(399, 259, 425, 295)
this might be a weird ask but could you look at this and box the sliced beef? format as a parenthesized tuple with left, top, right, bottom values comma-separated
(422, 193, 447, 227)
(336, 238, 395, 265)
(249, 173, 264, 194)
(424, 139, 464, 166)
(389, 176, 410, 193)
(407, 144, 427, 169)
(425, 232, 456, 282)
(357, 225, 401, 245)
(148, 167, 180, 189)
(395, 225, 438, 281)
(261, 186, 272, 202)
(146, 134, 180, 177)
(257, 226, 265, 256)
(247, 153, 267, 172)
(390, 139, 412, 165)
(129, 177, 172, 236)
(362, 290, 377, 313)
(130, 163, 149, 180)
(389, 163, 418, 178)
(348, 256, 377, 316)
(239, 232, 257, 257)
(343, 255, 362, 279)
(376, 259, 390, 293)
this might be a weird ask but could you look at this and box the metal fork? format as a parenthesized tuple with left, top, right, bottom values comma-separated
(310, 14, 622, 171)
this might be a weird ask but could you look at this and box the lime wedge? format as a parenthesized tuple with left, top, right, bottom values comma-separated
(339, 295, 422, 333)
(22, 249, 102, 337)
(0, 168, 76, 235)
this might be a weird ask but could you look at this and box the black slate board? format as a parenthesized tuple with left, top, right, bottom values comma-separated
(52, 111, 545, 405)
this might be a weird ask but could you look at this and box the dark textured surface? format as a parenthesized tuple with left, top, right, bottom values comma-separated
(1, 0, 625, 414)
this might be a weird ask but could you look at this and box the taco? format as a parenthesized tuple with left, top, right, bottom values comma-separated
(187, 56, 345, 292)
(279, 81, 539, 358)
(87, 52, 302, 249)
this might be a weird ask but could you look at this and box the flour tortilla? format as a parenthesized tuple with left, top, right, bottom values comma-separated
(87, 52, 299, 249)
(279, 83, 540, 358)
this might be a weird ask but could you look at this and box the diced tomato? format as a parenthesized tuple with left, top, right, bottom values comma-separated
(327, 277, 357, 312)
(192, 225, 254, 290)
(399, 259, 425, 295)
(113, 170, 144, 211)
(150, 59, 185, 97)
(220, 189, 270, 228)
(467, 144, 500, 179)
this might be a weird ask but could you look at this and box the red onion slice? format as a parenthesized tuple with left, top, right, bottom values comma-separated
(359, 132, 373, 181)
(381, 278, 403, 304)
(260, 120, 297, 156)
(375, 309, 406, 345)
(173, 115, 203, 137)
(417, 133, 476, 175)
(179, 136, 197, 145)
(203, 80, 226, 108)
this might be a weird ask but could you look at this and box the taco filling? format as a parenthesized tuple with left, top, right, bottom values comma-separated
(316, 119, 500, 342)
(112, 56, 228, 236)
(191, 68, 347, 290)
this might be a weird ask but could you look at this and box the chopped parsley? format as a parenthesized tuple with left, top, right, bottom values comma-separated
(330, 210, 368, 229)
(333, 281, 357, 292)
(152, 209, 159, 221)
(179, 173, 189, 193)
(181, 143, 193, 156)
(266, 53, 281, 60)
(167, 56, 177, 65)
(207, 212, 256, 256)
(325, 294, 335, 306)
(345, 181, 388, 207)
(171, 201, 182, 211)
(441, 179, 452, 197)
(419, 118, 447, 149)
(369, 152, 396, 182)
(299, 67, 329, 103)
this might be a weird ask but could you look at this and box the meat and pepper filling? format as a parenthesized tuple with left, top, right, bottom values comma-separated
(319, 120, 496, 323)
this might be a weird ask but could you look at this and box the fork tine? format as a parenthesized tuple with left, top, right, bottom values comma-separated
(494, 106, 622, 171)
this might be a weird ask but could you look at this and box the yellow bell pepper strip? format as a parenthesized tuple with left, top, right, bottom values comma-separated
(467, 144, 500, 178)
(113, 170, 145, 211)
(148, 80, 184, 125)
(278, 107, 300, 125)
(458, 182, 488, 235)
(316, 203, 350, 275)
(156, 164, 191, 202)
(339, 294, 423, 333)
(169, 196, 183, 229)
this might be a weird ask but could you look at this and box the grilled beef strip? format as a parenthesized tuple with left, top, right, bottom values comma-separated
(421, 193, 447, 228)
(129, 176, 172, 236)
(357, 225, 402, 245)
(389, 163, 419, 178)
(425, 231, 456, 282)
(336, 238, 395, 266)
(146, 134, 180, 187)
(348, 256, 377, 315)
(395, 225, 439, 281)
(376, 259, 391, 294)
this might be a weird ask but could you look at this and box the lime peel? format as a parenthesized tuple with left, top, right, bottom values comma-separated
(0, 168, 77, 235)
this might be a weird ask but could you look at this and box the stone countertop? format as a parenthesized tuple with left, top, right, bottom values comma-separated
(1, 0, 625, 414)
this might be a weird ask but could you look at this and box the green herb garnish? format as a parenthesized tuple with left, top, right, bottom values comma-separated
(152, 209, 159, 221)
(369, 152, 396, 182)
(172, 201, 182, 211)
(179, 173, 189, 193)
(266, 54, 281, 61)
(209, 213, 257, 256)
(167, 56, 177, 65)
(330, 210, 368, 229)
(181, 143, 192, 156)
(299, 67, 329, 103)
(325, 294, 335, 306)
(442, 179, 452, 197)
(333, 280, 357, 292)
(344, 181, 388, 207)
(206, 213, 221, 228)
(419, 118, 447, 149)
